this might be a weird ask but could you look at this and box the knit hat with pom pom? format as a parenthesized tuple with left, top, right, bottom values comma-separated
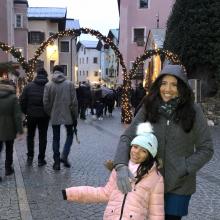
(130, 122, 158, 158)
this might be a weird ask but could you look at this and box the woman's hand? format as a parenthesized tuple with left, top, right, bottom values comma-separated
(115, 164, 135, 194)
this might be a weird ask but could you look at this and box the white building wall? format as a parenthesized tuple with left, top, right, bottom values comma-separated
(77, 45, 101, 84)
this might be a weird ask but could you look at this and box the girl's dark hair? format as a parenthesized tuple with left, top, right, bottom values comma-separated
(144, 75, 196, 132)
(135, 154, 160, 184)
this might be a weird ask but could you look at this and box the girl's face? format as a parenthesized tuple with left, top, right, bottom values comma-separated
(130, 145, 149, 164)
(160, 75, 179, 102)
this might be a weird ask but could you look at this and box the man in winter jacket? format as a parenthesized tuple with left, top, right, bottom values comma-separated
(0, 78, 23, 178)
(43, 65, 78, 170)
(20, 68, 49, 167)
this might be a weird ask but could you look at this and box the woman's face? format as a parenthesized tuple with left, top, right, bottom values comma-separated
(130, 145, 149, 164)
(160, 75, 179, 102)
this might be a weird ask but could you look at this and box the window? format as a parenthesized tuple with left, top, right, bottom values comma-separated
(86, 71, 88, 76)
(139, 0, 148, 8)
(60, 41, 69, 52)
(84, 48, 86, 55)
(94, 71, 98, 77)
(60, 65, 67, 76)
(86, 57, 88, 64)
(93, 57, 98, 64)
(15, 14, 22, 28)
(28, 32, 45, 44)
(133, 28, 145, 46)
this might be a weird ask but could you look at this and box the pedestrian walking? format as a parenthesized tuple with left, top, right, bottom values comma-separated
(62, 122, 164, 220)
(93, 84, 104, 120)
(43, 65, 78, 170)
(77, 81, 91, 120)
(113, 64, 214, 220)
(20, 68, 50, 167)
(0, 78, 23, 179)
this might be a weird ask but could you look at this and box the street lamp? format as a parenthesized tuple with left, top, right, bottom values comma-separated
(75, 65, 78, 83)
(98, 69, 102, 81)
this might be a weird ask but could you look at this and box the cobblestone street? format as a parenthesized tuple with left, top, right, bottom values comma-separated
(0, 108, 220, 220)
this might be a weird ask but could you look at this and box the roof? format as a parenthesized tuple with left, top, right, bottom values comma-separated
(77, 40, 100, 52)
(14, 0, 28, 5)
(28, 7, 67, 19)
(108, 29, 119, 40)
(150, 29, 166, 48)
(65, 19, 80, 30)
(80, 40, 99, 48)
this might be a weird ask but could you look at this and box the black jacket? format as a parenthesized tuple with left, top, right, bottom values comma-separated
(20, 74, 49, 118)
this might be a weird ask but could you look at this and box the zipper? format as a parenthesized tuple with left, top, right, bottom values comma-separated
(119, 193, 128, 220)
(164, 119, 170, 188)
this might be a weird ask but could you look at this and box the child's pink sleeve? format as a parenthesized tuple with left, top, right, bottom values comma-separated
(66, 170, 117, 203)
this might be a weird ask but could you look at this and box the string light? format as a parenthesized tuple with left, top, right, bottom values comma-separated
(0, 31, 183, 124)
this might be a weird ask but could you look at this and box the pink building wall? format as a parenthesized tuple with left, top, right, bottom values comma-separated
(118, 0, 174, 83)
(0, 0, 12, 61)
(0, 0, 28, 65)
(14, 2, 28, 60)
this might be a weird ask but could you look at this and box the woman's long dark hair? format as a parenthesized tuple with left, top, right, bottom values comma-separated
(143, 75, 196, 132)
(135, 154, 160, 184)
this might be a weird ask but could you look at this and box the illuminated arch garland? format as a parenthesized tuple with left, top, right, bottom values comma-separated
(30, 28, 132, 123)
(131, 48, 182, 77)
(0, 42, 29, 74)
(0, 32, 183, 124)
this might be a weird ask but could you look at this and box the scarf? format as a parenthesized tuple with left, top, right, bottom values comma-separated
(158, 97, 180, 119)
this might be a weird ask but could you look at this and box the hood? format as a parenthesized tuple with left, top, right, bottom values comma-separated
(52, 70, 66, 83)
(0, 83, 16, 98)
(156, 64, 189, 87)
(34, 74, 48, 85)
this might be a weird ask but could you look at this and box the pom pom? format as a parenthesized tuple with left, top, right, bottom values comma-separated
(136, 122, 153, 136)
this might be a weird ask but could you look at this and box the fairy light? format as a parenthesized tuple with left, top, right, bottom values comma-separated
(1, 33, 183, 124)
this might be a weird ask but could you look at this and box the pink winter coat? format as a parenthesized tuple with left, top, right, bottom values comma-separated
(66, 165, 164, 220)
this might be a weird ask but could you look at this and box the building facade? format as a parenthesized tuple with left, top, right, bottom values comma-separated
(117, 0, 174, 85)
(102, 29, 119, 87)
(76, 40, 102, 84)
(0, 0, 28, 78)
(27, 7, 79, 80)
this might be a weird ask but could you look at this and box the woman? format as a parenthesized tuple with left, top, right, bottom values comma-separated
(114, 64, 213, 220)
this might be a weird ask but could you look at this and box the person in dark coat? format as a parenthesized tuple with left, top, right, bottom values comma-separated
(0, 78, 23, 179)
(133, 83, 146, 110)
(20, 68, 49, 167)
(77, 81, 91, 120)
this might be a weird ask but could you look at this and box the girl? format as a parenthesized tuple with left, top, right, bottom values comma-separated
(62, 122, 164, 220)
